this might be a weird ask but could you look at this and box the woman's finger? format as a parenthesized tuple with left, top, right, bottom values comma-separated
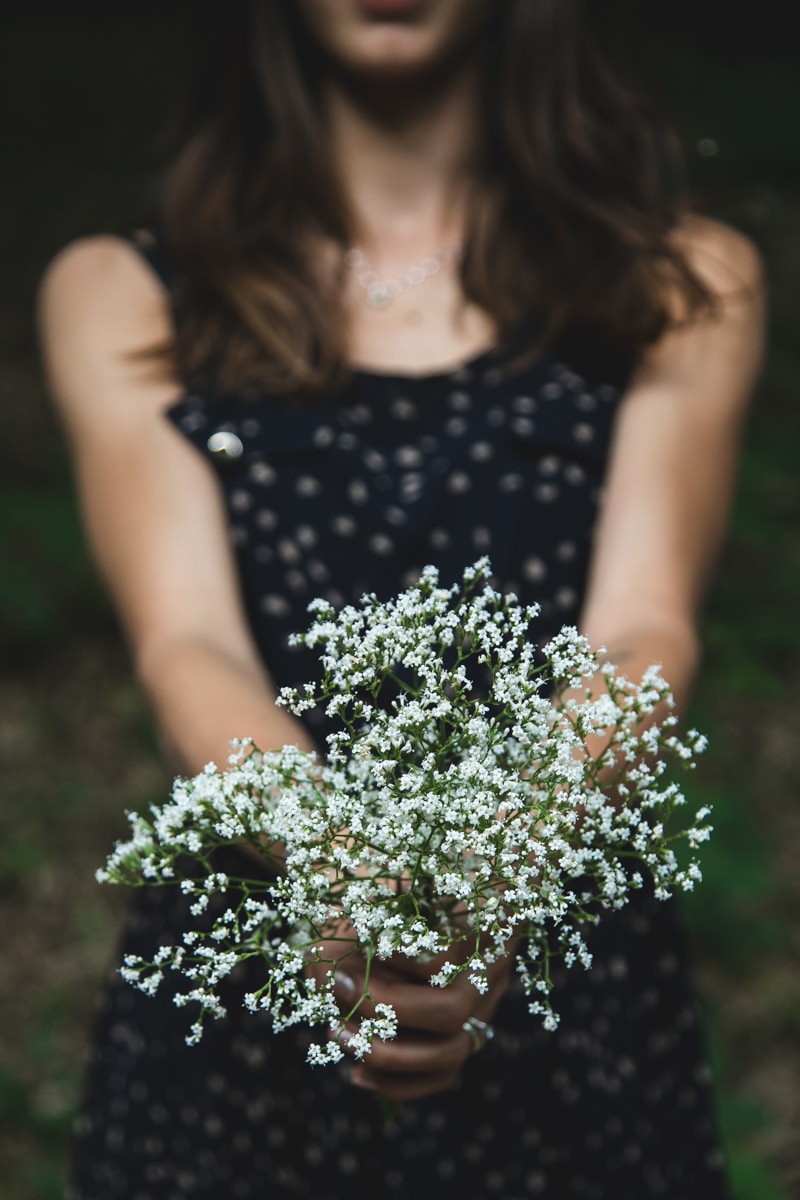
(334, 955, 511, 1034)
(333, 1024, 473, 1075)
(332, 966, 471, 1033)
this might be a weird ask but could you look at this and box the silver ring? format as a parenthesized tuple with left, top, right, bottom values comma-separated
(462, 1016, 495, 1054)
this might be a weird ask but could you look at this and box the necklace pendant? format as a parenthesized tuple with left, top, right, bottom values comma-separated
(367, 283, 391, 308)
(344, 243, 462, 309)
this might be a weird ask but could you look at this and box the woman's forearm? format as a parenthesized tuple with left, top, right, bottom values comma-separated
(135, 633, 318, 777)
(571, 617, 702, 775)
(584, 617, 701, 712)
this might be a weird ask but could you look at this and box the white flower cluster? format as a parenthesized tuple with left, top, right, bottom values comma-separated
(99, 559, 712, 1061)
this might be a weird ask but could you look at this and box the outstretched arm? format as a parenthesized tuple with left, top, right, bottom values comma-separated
(578, 217, 765, 712)
(38, 236, 317, 776)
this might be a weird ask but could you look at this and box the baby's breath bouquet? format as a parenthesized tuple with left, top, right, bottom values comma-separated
(99, 559, 711, 1062)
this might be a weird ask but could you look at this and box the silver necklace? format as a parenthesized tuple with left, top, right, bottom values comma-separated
(343, 244, 461, 309)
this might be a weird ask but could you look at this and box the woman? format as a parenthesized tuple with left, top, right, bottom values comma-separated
(39, 1, 764, 1196)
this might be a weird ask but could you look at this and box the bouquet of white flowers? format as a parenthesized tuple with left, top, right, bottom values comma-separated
(98, 559, 711, 1063)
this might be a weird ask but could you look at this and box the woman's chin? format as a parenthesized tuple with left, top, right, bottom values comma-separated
(295, 0, 489, 81)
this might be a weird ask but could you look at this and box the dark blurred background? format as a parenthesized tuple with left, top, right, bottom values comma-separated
(1, 5, 798, 1198)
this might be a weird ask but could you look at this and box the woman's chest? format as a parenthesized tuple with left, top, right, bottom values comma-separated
(343, 270, 498, 377)
(167, 348, 626, 637)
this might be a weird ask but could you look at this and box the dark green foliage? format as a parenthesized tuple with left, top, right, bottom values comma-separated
(0, 488, 112, 659)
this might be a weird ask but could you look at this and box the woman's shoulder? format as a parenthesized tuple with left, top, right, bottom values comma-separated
(38, 233, 169, 330)
(37, 234, 179, 435)
(631, 213, 766, 419)
(670, 214, 766, 300)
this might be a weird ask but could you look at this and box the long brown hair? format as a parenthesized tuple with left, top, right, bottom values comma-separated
(159, 0, 712, 396)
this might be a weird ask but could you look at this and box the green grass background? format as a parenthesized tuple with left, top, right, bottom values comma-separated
(1, 7, 798, 1197)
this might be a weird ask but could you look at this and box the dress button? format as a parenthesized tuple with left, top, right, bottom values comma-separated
(207, 431, 244, 461)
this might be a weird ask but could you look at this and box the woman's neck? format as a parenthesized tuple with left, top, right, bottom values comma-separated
(322, 61, 483, 262)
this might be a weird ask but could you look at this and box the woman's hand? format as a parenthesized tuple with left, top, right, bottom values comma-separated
(306, 934, 515, 1102)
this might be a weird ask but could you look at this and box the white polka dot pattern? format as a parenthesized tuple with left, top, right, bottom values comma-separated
(165, 347, 625, 683)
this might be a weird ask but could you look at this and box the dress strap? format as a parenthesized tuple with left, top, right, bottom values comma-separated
(124, 226, 177, 295)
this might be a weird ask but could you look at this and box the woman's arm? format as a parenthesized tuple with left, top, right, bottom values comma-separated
(39, 234, 501, 1102)
(579, 217, 766, 711)
(37, 236, 317, 775)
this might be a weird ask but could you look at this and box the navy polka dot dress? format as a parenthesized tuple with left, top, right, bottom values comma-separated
(67, 234, 731, 1199)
